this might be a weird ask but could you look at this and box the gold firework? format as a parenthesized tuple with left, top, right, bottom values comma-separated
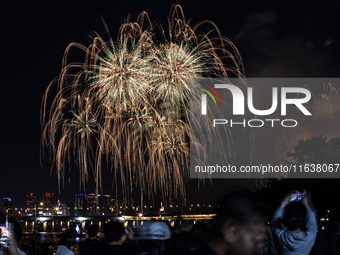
(41, 5, 244, 202)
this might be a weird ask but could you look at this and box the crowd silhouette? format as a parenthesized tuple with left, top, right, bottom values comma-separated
(2, 190, 340, 255)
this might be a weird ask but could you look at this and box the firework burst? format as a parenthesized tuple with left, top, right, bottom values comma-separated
(41, 5, 244, 202)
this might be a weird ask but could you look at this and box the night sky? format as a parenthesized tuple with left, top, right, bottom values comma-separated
(2, 0, 340, 209)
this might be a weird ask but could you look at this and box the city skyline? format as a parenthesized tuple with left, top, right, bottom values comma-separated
(1, 191, 215, 217)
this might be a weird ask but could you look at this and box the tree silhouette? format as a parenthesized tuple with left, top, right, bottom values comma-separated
(286, 135, 340, 165)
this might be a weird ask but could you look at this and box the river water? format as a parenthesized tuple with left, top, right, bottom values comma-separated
(22, 232, 85, 243)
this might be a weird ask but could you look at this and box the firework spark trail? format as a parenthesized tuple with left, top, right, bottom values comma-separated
(41, 5, 244, 202)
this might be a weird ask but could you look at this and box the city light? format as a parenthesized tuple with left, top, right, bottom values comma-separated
(4, 191, 216, 219)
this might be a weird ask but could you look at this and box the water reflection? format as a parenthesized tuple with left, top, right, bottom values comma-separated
(22, 232, 85, 243)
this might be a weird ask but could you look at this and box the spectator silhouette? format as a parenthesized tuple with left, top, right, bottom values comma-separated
(93, 221, 133, 255)
(172, 220, 200, 254)
(194, 190, 268, 255)
(0, 217, 27, 255)
(79, 225, 104, 255)
(271, 191, 317, 255)
(56, 237, 74, 255)
(135, 221, 172, 255)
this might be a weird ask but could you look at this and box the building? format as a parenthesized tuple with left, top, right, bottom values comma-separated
(60, 203, 70, 216)
(26, 193, 37, 216)
(110, 198, 129, 215)
(87, 193, 97, 216)
(74, 193, 129, 216)
(42, 192, 55, 216)
(1, 197, 13, 215)
(74, 194, 87, 216)
(56, 200, 70, 216)
(98, 195, 110, 216)
(110, 198, 119, 215)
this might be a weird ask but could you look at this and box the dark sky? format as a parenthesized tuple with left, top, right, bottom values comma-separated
(1, 0, 340, 209)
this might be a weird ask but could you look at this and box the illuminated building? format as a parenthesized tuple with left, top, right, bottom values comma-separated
(87, 193, 97, 216)
(74, 194, 87, 216)
(60, 203, 70, 216)
(56, 200, 70, 216)
(26, 193, 37, 216)
(42, 192, 55, 216)
(98, 195, 110, 216)
(1, 197, 13, 215)
(110, 198, 119, 215)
